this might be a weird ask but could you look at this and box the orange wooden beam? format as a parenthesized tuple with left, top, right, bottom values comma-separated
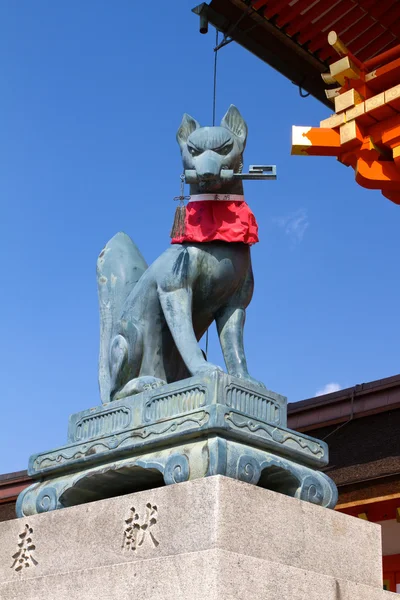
(355, 157, 400, 190)
(291, 126, 341, 156)
(291, 31, 400, 206)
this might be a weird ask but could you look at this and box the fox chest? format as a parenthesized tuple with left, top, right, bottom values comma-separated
(192, 246, 252, 308)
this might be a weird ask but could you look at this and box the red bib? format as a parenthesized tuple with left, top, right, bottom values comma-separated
(171, 194, 259, 245)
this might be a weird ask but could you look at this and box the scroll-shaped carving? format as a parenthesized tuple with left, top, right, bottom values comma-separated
(34, 412, 209, 473)
(122, 503, 159, 551)
(299, 475, 324, 505)
(237, 455, 261, 485)
(11, 524, 38, 572)
(36, 487, 58, 513)
(164, 453, 190, 485)
(225, 412, 325, 460)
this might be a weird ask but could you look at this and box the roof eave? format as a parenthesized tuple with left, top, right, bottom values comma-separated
(201, 0, 332, 108)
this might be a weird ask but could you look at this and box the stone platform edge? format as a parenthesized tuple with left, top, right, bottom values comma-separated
(0, 549, 396, 600)
(1, 477, 383, 589)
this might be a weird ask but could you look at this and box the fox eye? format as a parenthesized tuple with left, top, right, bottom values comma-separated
(217, 143, 233, 156)
(188, 145, 202, 157)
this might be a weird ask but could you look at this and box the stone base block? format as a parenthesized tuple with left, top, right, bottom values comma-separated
(0, 477, 394, 599)
(18, 372, 338, 515)
(1, 550, 398, 600)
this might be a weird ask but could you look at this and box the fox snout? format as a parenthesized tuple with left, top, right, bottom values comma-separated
(194, 151, 222, 181)
(185, 150, 235, 187)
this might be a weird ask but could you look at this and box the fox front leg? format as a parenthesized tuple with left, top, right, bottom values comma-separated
(216, 306, 265, 389)
(158, 286, 221, 376)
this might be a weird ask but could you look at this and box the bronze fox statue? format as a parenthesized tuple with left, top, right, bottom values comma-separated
(97, 105, 264, 403)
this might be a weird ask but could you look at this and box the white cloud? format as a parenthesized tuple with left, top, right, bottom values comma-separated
(315, 382, 342, 397)
(273, 208, 309, 243)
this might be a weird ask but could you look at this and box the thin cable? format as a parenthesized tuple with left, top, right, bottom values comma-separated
(205, 29, 219, 357)
(212, 29, 219, 126)
(214, 4, 254, 52)
(298, 76, 311, 98)
(299, 86, 311, 98)
(322, 389, 356, 441)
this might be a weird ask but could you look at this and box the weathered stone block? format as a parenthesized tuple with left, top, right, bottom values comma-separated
(0, 478, 394, 600)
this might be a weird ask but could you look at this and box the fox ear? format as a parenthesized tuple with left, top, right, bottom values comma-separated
(221, 105, 247, 148)
(177, 113, 201, 148)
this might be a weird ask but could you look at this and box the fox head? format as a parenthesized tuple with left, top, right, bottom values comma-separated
(177, 105, 247, 194)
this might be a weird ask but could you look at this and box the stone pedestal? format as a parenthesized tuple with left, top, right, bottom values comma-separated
(17, 372, 337, 516)
(0, 477, 396, 599)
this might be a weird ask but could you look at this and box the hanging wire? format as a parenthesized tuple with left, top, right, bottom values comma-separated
(298, 76, 311, 98)
(322, 388, 356, 441)
(214, 4, 254, 52)
(299, 86, 311, 98)
(204, 29, 220, 358)
(212, 29, 219, 127)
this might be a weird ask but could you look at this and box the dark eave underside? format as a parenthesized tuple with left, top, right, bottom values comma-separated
(203, 0, 400, 107)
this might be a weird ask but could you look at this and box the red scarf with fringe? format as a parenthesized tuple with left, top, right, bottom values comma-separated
(171, 194, 258, 245)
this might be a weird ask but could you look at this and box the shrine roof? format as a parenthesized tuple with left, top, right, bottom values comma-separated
(202, 0, 400, 107)
(0, 470, 30, 505)
(288, 374, 400, 496)
(287, 373, 400, 431)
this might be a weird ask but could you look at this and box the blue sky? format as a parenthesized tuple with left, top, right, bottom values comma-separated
(1, 1, 399, 474)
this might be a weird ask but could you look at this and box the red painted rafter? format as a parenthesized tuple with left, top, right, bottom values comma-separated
(367, 0, 398, 21)
(349, 22, 386, 55)
(286, 1, 342, 38)
(275, 0, 314, 29)
(357, 0, 380, 10)
(381, 8, 400, 38)
(358, 35, 395, 63)
(387, 21, 400, 40)
(248, 0, 400, 69)
(317, 16, 375, 62)
(341, 15, 375, 46)
(262, 0, 293, 21)
(378, 4, 400, 28)
(308, 6, 365, 54)
(250, 0, 268, 11)
(297, 1, 356, 45)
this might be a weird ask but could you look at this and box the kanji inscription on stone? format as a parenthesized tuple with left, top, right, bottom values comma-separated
(11, 523, 38, 572)
(122, 503, 159, 551)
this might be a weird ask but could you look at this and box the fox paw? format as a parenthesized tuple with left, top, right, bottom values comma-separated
(113, 376, 167, 399)
(231, 373, 266, 389)
(193, 363, 223, 376)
